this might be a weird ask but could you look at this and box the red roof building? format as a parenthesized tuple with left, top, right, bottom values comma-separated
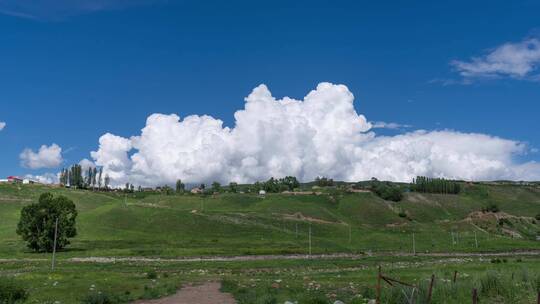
(7, 176, 23, 183)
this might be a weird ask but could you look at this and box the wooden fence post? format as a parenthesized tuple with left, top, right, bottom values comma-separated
(537, 291, 539, 304)
(427, 274, 435, 303)
(472, 288, 478, 304)
(453, 270, 458, 283)
(376, 265, 381, 304)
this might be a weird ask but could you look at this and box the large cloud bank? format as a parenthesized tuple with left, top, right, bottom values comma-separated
(90, 83, 539, 186)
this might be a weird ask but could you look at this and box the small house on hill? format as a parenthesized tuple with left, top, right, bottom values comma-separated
(191, 187, 203, 194)
(258, 190, 266, 197)
(7, 176, 22, 183)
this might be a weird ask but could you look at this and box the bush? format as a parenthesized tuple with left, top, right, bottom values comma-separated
(81, 292, 117, 304)
(297, 293, 329, 304)
(0, 279, 28, 304)
(535, 213, 540, 221)
(16, 193, 78, 252)
(371, 181, 403, 202)
(146, 271, 157, 279)
(479, 271, 504, 296)
(255, 294, 277, 304)
(482, 203, 499, 213)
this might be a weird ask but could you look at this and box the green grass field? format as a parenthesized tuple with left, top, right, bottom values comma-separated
(1, 182, 539, 303)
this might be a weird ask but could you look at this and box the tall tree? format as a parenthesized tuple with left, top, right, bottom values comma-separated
(91, 167, 97, 188)
(104, 174, 110, 189)
(176, 179, 185, 193)
(97, 168, 103, 189)
(211, 181, 221, 193)
(229, 182, 238, 193)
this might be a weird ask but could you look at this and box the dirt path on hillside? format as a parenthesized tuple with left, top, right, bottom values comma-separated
(133, 282, 235, 304)
(65, 250, 540, 264)
(1, 250, 538, 264)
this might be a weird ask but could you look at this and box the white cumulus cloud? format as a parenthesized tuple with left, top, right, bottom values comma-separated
(0, 121, 5, 131)
(89, 82, 540, 186)
(79, 158, 96, 170)
(371, 121, 411, 130)
(20, 143, 63, 169)
(452, 38, 540, 80)
(24, 173, 59, 184)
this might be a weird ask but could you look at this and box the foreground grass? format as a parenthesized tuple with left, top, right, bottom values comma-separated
(1, 255, 539, 303)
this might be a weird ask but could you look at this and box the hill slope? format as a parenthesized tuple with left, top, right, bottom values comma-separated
(0, 183, 539, 258)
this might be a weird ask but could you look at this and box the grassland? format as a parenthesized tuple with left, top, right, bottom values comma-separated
(1, 182, 539, 303)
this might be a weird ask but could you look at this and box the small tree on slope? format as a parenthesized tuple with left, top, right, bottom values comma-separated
(16, 193, 78, 252)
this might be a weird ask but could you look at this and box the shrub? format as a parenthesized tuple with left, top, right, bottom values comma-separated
(398, 210, 407, 218)
(255, 294, 277, 304)
(0, 279, 28, 304)
(146, 271, 157, 279)
(535, 213, 540, 221)
(80, 290, 130, 304)
(141, 285, 160, 299)
(371, 181, 403, 202)
(482, 203, 499, 213)
(479, 271, 504, 296)
(81, 292, 116, 304)
(297, 293, 329, 304)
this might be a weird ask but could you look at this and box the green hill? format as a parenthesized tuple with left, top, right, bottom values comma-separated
(0, 182, 539, 259)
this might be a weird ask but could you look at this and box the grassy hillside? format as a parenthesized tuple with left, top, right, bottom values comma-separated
(1, 182, 539, 259)
(1, 182, 540, 303)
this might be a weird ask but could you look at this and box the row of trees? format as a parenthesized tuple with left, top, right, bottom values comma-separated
(251, 176, 300, 193)
(168, 177, 301, 195)
(59, 165, 110, 190)
(411, 176, 461, 194)
(315, 176, 335, 187)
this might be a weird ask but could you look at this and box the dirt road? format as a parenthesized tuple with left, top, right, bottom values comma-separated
(1, 250, 538, 264)
(65, 250, 540, 264)
(133, 282, 235, 304)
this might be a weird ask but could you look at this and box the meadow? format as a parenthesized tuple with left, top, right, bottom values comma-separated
(0, 182, 539, 303)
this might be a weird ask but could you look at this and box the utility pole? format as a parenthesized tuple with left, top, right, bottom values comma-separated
(376, 265, 381, 304)
(51, 217, 59, 271)
(348, 224, 352, 244)
(412, 233, 416, 255)
(308, 223, 312, 256)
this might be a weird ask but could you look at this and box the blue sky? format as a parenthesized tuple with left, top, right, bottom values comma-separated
(1, 0, 539, 183)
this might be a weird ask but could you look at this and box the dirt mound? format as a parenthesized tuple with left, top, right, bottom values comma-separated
(281, 212, 338, 224)
(463, 211, 516, 221)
